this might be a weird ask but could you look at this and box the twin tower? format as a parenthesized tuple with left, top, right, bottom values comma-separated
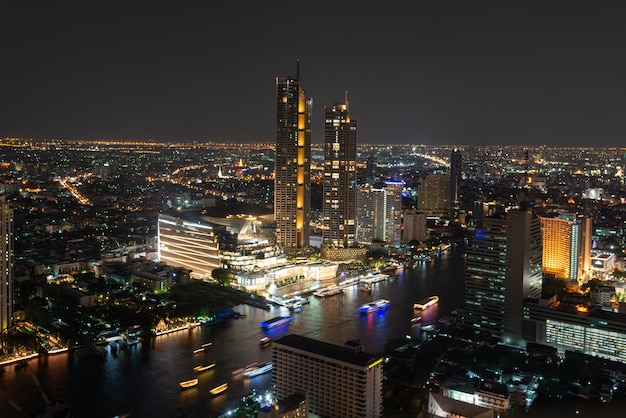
(274, 62, 356, 250)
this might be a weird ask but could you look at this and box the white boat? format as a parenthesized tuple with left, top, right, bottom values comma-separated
(179, 378, 199, 389)
(192, 347, 205, 354)
(411, 316, 421, 325)
(243, 362, 273, 377)
(313, 285, 344, 298)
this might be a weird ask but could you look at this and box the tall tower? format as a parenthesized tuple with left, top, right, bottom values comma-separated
(449, 148, 462, 219)
(355, 182, 402, 245)
(275, 61, 312, 249)
(460, 209, 542, 343)
(323, 93, 357, 248)
(0, 196, 13, 333)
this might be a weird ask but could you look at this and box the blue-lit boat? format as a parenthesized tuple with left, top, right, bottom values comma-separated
(259, 316, 292, 330)
(243, 362, 273, 377)
(357, 299, 390, 313)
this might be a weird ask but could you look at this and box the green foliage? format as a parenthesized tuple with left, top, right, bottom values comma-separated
(211, 268, 231, 286)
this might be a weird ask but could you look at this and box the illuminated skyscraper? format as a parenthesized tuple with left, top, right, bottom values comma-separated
(540, 213, 592, 282)
(460, 209, 542, 343)
(0, 196, 13, 332)
(449, 148, 462, 219)
(323, 94, 357, 248)
(275, 61, 312, 249)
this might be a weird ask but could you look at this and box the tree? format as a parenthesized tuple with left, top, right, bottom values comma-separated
(211, 268, 230, 286)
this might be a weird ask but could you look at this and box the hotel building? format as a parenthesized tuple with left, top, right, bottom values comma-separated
(418, 174, 449, 217)
(157, 214, 220, 279)
(322, 95, 357, 248)
(275, 61, 312, 249)
(540, 213, 592, 282)
(0, 196, 13, 332)
(459, 209, 542, 343)
(273, 334, 383, 418)
(449, 148, 462, 220)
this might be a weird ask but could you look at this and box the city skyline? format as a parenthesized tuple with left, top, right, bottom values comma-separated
(3, 1, 626, 147)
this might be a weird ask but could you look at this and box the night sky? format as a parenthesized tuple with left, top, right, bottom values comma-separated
(2, 1, 626, 146)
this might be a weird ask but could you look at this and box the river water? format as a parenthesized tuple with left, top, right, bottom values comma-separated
(0, 248, 466, 418)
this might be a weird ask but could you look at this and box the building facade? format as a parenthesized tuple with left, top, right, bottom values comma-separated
(402, 209, 427, 244)
(460, 210, 542, 343)
(157, 214, 220, 279)
(540, 213, 592, 282)
(0, 196, 13, 332)
(418, 174, 449, 217)
(355, 182, 402, 245)
(275, 61, 312, 249)
(322, 96, 357, 248)
(273, 334, 383, 418)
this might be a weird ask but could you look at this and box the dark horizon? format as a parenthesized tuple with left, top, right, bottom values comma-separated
(2, 1, 626, 147)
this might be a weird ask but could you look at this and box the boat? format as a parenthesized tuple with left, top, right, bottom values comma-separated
(312, 285, 344, 298)
(259, 336, 272, 346)
(192, 347, 205, 354)
(179, 378, 199, 389)
(232, 362, 258, 376)
(411, 316, 421, 325)
(357, 299, 390, 313)
(209, 383, 228, 396)
(201, 342, 212, 348)
(243, 361, 273, 377)
(193, 363, 216, 373)
(259, 316, 292, 330)
(413, 295, 439, 310)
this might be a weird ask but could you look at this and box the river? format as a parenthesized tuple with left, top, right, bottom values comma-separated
(0, 247, 466, 418)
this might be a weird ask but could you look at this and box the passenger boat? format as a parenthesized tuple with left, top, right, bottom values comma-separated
(179, 378, 199, 389)
(259, 316, 292, 330)
(411, 316, 422, 325)
(201, 342, 212, 348)
(232, 362, 258, 376)
(357, 299, 390, 313)
(209, 383, 228, 396)
(413, 295, 439, 310)
(312, 285, 344, 298)
(193, 363, 216, 373)
(192, 347, 205, 354)
(259, 336, 272, 346)
(243, 361, 273, 377)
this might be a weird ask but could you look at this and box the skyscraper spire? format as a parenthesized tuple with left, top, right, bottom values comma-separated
(296, 58, 300, 82)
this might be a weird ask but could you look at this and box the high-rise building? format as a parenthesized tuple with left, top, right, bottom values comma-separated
(273, 334, 383, 418)
(418, 174, 449, 217)
(540, 213, 592, 282)
(323, 94, 357, 248)
(402, 209, 428, 244)
(356, 181, 402, 245)
(275, 61, 312, 249)
(449, 148, 462, 219)
(0, 196, 13, 332)
(157, 214, 220, 279)
(460, 209, 542, 343)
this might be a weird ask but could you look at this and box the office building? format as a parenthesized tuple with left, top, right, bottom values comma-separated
(460, 209, 542, 343)
(540, 213, 592, 282)
(273, 334, 383, 418)
(356, 182, 402, 245)
(323, 95, 357, 248)
(157, 213, 220, 279)
(418, 174, 449, 217)
(450, 148, 462, 219)
(0, 196, 13, 332)
(275, 61, 312, 249)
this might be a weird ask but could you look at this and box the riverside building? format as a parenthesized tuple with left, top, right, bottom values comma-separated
(275, 61, 312, 249)
(273, 334, 383, 418)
